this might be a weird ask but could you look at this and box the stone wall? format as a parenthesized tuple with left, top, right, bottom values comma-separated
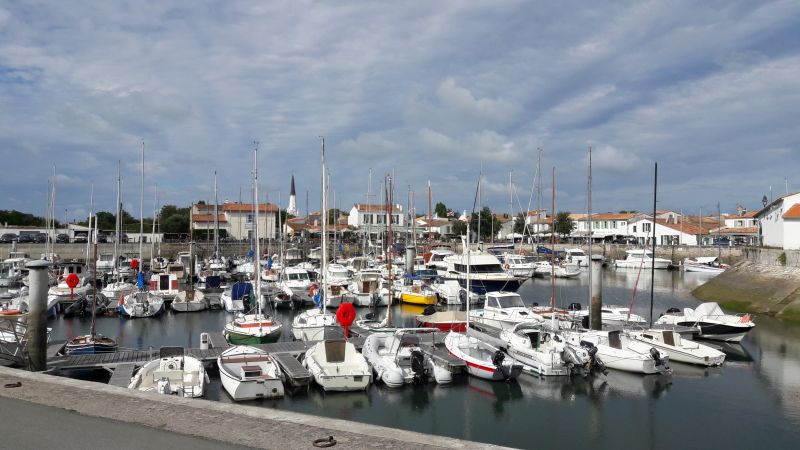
(741, 247, 800, 268)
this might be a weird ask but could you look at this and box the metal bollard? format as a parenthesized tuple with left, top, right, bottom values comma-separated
(26, 260, 51, 371)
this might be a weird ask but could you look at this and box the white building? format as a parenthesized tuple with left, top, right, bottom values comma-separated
(572, 213, 635, 240)
(524, 210, 552, 234)
(347, 203, 404, 228)
(627, 217, 707, 246)
(754, 192, 800, 249)
(416, 218, 454, 236)
(191, 203, 278, 240)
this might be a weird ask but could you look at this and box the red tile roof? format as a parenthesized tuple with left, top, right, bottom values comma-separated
(223, 203, 278, 213)
(576, 213, 636, 221)
(353, 203, 401, 213)
(783, 204, 800, 219)
(192, 214, 226, 223)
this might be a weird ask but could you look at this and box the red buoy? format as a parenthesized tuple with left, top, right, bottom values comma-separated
(336, 302, 356, 338)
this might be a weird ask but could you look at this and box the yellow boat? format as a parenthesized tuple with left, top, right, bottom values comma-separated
(400, 285, 437, 305)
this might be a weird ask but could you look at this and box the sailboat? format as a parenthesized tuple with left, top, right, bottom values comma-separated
(223, 144, 283, 345)
(66, 188, 118, 355)
(120, 143, 164, 318)
(102, 162, 136, 301)
(445, 192, 522, 381)
(292, 139, 336, 341)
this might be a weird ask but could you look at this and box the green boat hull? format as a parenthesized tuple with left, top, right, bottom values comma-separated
(224, 329, 282, 345)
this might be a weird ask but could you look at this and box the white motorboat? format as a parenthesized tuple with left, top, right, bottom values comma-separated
(362, 329, 452, 387)
(431, 279, 480, 305)
(444, 331, 522, 381)
(217, 345, 285, 401)
(303, 339, 372, 391)
(501, 253, 536, 278)
(326, 263, 351, 284)
(96, 253, 116, 272)
(348, 269, 389, 307)
(469, 291, 543, 330)
(292, 308, 337, 341)
(564, 248, 590, 267)
(566, 304, 647, 327)
(614, 249, 672, 269)
(280, 265, 314, 305)
(683, 256, 728, 274)
(442, 250, 525, 295)
(128, 348, 205, 398)
(151, 256, 169, 273)
(562, 329, 671, 375)
(48, 261, 92, 303)
(654, 302, 755, 342)
(499, 323, 592, 376)
(172, 289, 207, 312)
(426, 248, 455, 276)
(626, 329, 725, 366)
(101, 280, 136, 303)
(553, 262, 581, 278)
(0, 252, 30, 287)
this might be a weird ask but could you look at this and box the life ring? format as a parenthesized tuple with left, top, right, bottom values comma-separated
(336, 302, 356, 327)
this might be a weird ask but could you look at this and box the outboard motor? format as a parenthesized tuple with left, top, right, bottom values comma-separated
(567, 302, 582, 311)
(580, 341, 608, 376)
(650, 347, 667, 370)
(492, 350, 511, 380)
(410, 350, 428, 384)
(364, 312, 375, 321)
(422, 305, 437, 316)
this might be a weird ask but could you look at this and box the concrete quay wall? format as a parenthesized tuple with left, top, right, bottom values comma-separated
(0, 366, 508, 450)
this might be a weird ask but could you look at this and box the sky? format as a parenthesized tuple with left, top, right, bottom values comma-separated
(1, 0, 799, 222)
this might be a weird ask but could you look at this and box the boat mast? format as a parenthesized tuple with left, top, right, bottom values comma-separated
(550, 167, 556, 330)
(139, 142, 144, 267)
(113, 162, 120, 281)
(151, 185, 157, 264)
(649, 162, 658, 326)
(587, 147, 594, 328)
(386, 175, 393, 326)
(320, 137, 328, 314)
(254, 143, 262, 318)
(89, 184, 98, 339)
(535, 149, 542, 254)
(214, 170, 219, 259)
(427, 180, 432, 248)
(717, 202, 722, 262)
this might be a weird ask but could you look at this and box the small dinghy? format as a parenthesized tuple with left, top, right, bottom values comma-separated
(626, 329, 725, 366)
(362, 329, 452, 387)
(499, 323, 591, 376)
(444, 331, 522, 381)
(655, 302, 755, 342)
(129, 347, 206, 398)
(562, 329, 671, 375)
(218, 346, 284, 401)
(303, 339, 372, 391)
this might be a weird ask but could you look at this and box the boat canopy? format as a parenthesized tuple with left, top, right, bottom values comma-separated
(231, 282, 253, 300)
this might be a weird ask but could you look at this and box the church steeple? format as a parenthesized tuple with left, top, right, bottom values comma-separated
(287, 174, 298, 216)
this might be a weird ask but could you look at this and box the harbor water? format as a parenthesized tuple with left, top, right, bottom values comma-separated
(35, 269, 800, 448)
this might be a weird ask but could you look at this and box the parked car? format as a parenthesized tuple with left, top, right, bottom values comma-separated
(16, 234, 35, 243)
(32, 233, 47, 243)
(0, 233, 18, 243)
(56, 233, 69, 243)
(73, 235, 88, 244)
(97, 234, 108, 243)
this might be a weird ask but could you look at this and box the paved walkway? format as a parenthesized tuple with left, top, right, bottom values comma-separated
(0, 396, 256, 450)
(0, 366, 508, 449)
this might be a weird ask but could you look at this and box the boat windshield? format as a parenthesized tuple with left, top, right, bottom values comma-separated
(496, 295, 525, 308)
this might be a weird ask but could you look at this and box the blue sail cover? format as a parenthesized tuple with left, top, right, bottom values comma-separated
(247, 249, 254, 258)
(205, 275, 221, 288)
(314, 290, 322, 308)
(136, 271, 145, 289)
(267, 256, 273, 270)
(536, 245, 564, 256)
(231, 281, 253, 300)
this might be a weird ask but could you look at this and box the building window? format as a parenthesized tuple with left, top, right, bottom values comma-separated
(643, 223, 651, 233)
(633, 225, 637, 233)
(246, 214, 253, 224)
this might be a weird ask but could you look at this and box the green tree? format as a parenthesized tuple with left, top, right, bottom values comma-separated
(513, 212, 527, 234)
(451, 219, 467, 236)
(434, 202, 448, 218)
(553, 211, 575, 238)
(327, 208, 344, 224)
(469, 207, 501, 240)
(0, 210, 54, 227)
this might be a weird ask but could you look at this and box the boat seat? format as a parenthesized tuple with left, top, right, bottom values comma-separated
(222, 355, 273, 364)
(152, 370, 184, 383)
(241, 365, 263, 378)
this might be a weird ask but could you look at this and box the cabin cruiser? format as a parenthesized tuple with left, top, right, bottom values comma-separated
(683, 256, 728, 274)
(362, 329, 452, 386)
(96, 253, 116, 272)
(534, 260, 581, 278)
(0, 252, 31, 287)
(442, 250, 525, 295)
(149, 272, 179, 300)
(348, 269, 389, 307)
(655, 302, 755, 342)
(614, 249, 672, 269)
(292, 308, 338, 341)
(501, 253, 536, 278)
(469, 291, 543, 330)
(48, 261, 92, 305)
(499, 323, 592, 376)
(430, 279, 480, 305)
(426, 248, 455, 276)
(564, 248, 590, 267)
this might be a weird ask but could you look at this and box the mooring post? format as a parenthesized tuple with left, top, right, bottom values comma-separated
(590, 256, 603, 330)
(26, 259, 51, 371)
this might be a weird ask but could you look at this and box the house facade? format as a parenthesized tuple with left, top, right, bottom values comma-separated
(627, 217, 706, 246)
(755, 192, 800, 249)
(191, 202, 278, 240)
(347, 203, 404, 228)
(573, 213, 635, 240)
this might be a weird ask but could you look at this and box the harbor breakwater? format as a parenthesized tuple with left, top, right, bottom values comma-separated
(693, 248, 800, 323)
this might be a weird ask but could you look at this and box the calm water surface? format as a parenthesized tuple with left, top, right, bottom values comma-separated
(43, 269, 800, 449)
